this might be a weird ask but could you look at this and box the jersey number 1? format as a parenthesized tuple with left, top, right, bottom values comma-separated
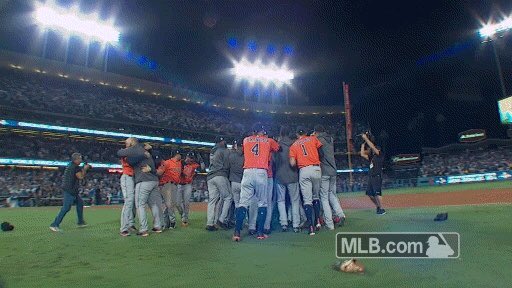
(251, 143, 259, 156)
(300, 144, 308, 156)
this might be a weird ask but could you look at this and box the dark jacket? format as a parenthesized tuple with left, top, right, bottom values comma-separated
(228, 149, 244, 183)
(274, 136, 299, 184)
(61, 162, 81, 195)
(315, 132, 337, 176)
(207, 144, 229, 181)
(117, 144, 159, 184)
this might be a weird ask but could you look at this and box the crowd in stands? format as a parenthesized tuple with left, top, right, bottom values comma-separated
(1, 134, 123, 163)
(2, 67, 511, 208)
(0, 168, 209, 207)
(420, 147, 512, 177)
(0, 68, 368, 144)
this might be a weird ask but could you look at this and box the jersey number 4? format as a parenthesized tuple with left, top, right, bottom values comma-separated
(300, 144, 308, 156)
(251, 143, 259, 156)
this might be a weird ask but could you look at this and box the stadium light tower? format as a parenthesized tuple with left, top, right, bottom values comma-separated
(232, 59, 294, 104)
(479, 16, 512, 99)
(34, 5, 120, 71)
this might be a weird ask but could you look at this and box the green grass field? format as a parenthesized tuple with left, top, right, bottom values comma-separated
(1, 183, 512, 288)
(341, 181, 512, 197)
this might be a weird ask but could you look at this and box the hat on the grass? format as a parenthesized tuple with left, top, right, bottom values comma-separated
(1, 222, 14, 232)
(434, 213, 448, 221)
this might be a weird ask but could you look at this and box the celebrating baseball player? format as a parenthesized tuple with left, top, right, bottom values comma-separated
(177, 152, 205, 226)
(117, 138, 163, 237)
(206, 136, 232, 231)
(289, 126, 323, 236)
(274, 126, 301, 232)
(314, 125, 346, 230)
(157, 149, 183, 229)
(119, 139, 137, 236)
(233, 123, 280, 241)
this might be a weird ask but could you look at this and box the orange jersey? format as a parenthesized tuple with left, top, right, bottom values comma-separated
(158, 158, 182, 185)
(180, 162, 200, 184)
(243, 135, 280, 169)
(120, 158, 134, 176)
(289, 135, 323, 169)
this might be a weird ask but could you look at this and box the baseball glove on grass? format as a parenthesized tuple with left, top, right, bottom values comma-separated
(333, 259, 365, 273)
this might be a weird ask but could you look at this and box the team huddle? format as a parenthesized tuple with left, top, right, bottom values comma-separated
(48, 124, 386, 239)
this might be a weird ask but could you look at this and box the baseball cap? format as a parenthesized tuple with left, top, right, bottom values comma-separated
(170, 149, 182, 157)
(1, 221, 14, 232)
(252, 123, 266, 133)
(296, 126, 307, 135)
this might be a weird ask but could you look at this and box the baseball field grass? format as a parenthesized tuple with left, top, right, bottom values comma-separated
(1, 183, 511, 288)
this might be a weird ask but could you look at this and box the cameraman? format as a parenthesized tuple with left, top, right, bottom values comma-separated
(360, 132, 386, 215)
(50, 153, 91, 232)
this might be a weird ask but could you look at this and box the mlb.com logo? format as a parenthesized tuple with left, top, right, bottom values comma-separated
(336, 232, 460, 259)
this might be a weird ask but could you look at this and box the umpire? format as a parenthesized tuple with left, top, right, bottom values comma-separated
(50, 153, 90, 232)
(360, 132, 386, 215)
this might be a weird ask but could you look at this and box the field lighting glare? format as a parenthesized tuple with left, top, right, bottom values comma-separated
(479, 17, 512, 38)
(34, 6, 120, 43)
(233, 60, 294, 84)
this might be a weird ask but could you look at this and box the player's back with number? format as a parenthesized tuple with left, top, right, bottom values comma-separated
(243, 135, 279, 169)
(290, 135, 322, 168)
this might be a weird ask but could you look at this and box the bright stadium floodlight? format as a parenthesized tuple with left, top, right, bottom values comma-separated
(479, 15, 512, 99)
(479, 16, 512, 38)
(34, 6, 120, 43)
(233, 59, 294, 84)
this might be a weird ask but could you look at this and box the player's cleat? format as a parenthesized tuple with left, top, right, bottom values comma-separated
(232, 232, 241, 242)
(377, 208, 386, 215)
(248, 229, 257, 236)
(334, 216, 346, 227)
(263, 229, 271, 235)
(293, 227, 301, 233)
(205, 225, 218, 231)
(77, 223, 88, 228)
(120, 231, 130, 237)
(217, 221, 229, 230)
(281, 225, 288, 232)
(129, 226, 138, 233)
(136, 231, 149, 237)
(308, 226, 316, 236)
(49, 226, 62, 233)
(169, 222, 176, 229)
(315, 223, 322, 231)
(256, 233, 269, 240)
(181, 221, 189, 227)
(319, 217, 325, 226)
(151, 228, 163, 233)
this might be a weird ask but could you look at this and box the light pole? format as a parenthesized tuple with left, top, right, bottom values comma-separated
(479, 17, 512, 99)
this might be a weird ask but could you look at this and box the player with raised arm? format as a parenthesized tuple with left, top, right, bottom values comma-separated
(360, 131, 386, 215)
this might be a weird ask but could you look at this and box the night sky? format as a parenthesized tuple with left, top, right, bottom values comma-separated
(0, 0, 511, 155)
